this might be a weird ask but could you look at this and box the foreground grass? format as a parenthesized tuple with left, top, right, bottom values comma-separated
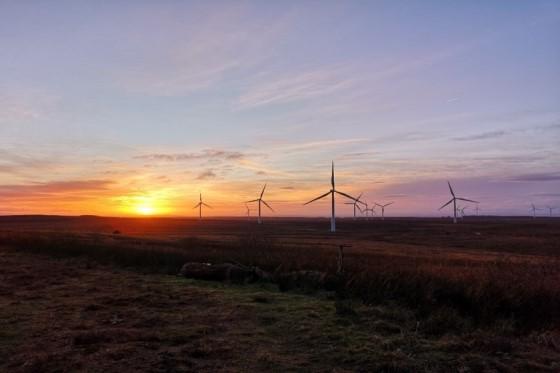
(1, 228, 559, 332)
(1, 247, 559, 372)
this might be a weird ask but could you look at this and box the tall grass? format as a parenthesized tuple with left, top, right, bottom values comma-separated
(1, 230, 558, 331)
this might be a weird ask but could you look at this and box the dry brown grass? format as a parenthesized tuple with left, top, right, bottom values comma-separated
(1, 247, 559, 372)
(1, 216, 559, 333)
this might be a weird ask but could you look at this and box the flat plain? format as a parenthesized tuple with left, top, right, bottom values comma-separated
(1, 216, 559, 372)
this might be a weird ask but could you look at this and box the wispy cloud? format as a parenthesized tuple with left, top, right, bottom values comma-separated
(509, 172, 560, 182)
(0, 180, 114, 198)
(0, 91, 58, 123)
(274, 138, 369, 153)
(453, 130, 507, 141)
(118, 4, 292, 96)
(196, 169, 217, 180)
(236, 66, 354, 109)
(134, 149, 245, 162)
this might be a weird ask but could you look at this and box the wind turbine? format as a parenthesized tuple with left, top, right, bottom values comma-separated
(193, 193, 211, 219)
(457, 205, 468, 218)
(245, 203, 251, 221)
(364, 203, 376, 219)
(304, 161, 359, 232)
(546, 206, 557, 217)
(361, 201, 374, 220)
(344, 193, 366, 220)
(374, 202, 394, 221)
(246, 184, 273, 224)
(530, 203, 541, 218)
(439, 181, 478, 224)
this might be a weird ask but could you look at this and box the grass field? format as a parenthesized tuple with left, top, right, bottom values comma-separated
(1, 215, 559, 371)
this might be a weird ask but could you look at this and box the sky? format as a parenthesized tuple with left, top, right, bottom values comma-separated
(1, 0, 559, 217)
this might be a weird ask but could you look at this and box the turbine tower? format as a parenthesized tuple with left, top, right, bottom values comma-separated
(193, 193, 211, 219)
(375, 202, 394, 220)
(439, 181, 478, 224)
(246, 184, 273, 224)
(530, 203, 541, 218)
(475, 204, 480, 216)
(547, 206, 556, 217)
(344, 193, 366, 220)
(304, 161, 359, 232)
(245, 203, 251, 221)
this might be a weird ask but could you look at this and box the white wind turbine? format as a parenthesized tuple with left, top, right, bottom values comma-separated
(304, 161, 359, 232)
(457, 205, 468, 218)
(546, 206, 557, 217)
(530, 203, 541, 218)
(245, 203, 251, 221)
(246, 184, 273, 224)
(364, 203, 376, 219)
(439, 181, 478, 223)
(374, 202, 394, 221)
(344, 193, 366, 220)
(193, 193, 211, 219)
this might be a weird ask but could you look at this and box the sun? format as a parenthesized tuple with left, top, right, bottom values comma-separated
(136, 203, 155, 215)
(118, 192, 173, 216)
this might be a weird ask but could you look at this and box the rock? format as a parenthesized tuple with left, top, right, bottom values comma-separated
(179, 262, 265, 283)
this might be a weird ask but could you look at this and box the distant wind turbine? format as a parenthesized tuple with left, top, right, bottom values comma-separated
(364, 203, 376, 219)
(304, 161, 359, 232)
(547, 206, 557, 217)
(245, 203, 251, 221)
(375, 202, 394, 221)
(246, 184, 273, 224)
(344, 193, 366, 220)
(362, 201, 375, 220)
(530, 203, 541, 218)
(457, 205, 468, 218)
(439, 181, 478, 224)
(193, 193, 211, 219)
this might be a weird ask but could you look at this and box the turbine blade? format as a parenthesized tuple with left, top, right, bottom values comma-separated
(304, 191, 331, 205)
(202, 203, 212, 208)
(193, 203, 201, 209)
(261, 200, 274, 212)
(331, 161, 335, 188)
(439, 199, 454, 210)
(246, 199, 259, 203)
(260, 184, 267, 198)
(456, 197, 478, 203)
(335, 190, 358, 201)
(448, 181, 455, 197)
(385, 202, 394, 207)
(356, 205, 364, 213)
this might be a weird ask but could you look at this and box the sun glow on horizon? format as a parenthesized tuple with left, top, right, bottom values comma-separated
(136, 203, 155, 216)
(115, 192, 175, 217)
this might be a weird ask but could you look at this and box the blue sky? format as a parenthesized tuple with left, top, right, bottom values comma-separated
(1, 0, 559, 216)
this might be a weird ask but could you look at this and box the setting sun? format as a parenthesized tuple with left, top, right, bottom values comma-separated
(136, 203, 155, 216)
(115, 193, 173, 217)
